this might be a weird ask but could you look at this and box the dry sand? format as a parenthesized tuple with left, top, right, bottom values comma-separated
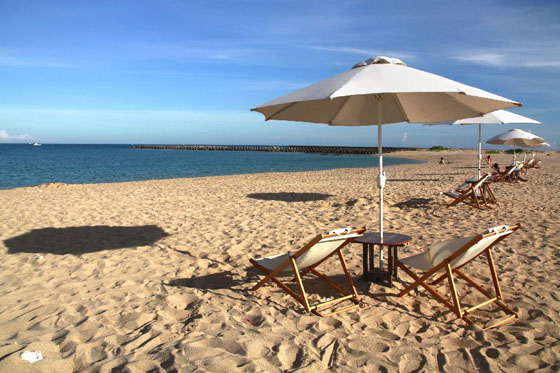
(0, 150, 559, 372)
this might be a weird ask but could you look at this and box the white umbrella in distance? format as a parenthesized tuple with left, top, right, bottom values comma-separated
(251, 56, 521, 255)
(426, 110, 540, 178)
(486, 128, 546, 159)
(531, 142, 550, 160)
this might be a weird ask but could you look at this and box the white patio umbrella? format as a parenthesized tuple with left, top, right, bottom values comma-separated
(531, 142, 550, 160)
(486, 128, 546, 159)
(426, 110, 540, 178)
(251, 56, 521, 255)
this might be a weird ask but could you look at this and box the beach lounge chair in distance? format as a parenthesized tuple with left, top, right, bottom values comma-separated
(250, 227, 366, 317)
(395, 224, 521, 329)
(508, 162, 527, 182)
(443, 173, 492, 209)
(523, 158, 535, 170)
(488, 165, 517, 184)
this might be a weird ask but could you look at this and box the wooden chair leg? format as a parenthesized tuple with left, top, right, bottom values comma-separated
(338, 250, 359, 298)
(445, 262, 462, 319)
(486, 249, 503, 299)
(291, 257, 311, 313)
(396, 260, 456, 311)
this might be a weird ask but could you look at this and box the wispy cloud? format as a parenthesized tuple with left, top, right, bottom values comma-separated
(453, 53, 506, 67)
(241, 79, 309, 92)
(401, 131, 408, 142)
(119, 42, 266, 64)
(451, 39, 560, 69)
(0, 55, 71, 69)
(0, 129, 37, 142)
(0, 108, 259, 126)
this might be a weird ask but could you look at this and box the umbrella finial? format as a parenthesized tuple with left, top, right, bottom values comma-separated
(352, 56, 407, 69)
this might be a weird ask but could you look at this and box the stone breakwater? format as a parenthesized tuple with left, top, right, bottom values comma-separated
(133, 145, 419, 155)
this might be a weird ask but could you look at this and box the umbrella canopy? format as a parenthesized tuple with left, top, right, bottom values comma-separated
(252, 57, 521, 126)
(251, 56, 521, 248)
(451, 109, 540, 125)
(426, 110, 540, 177)
(536, 142, 550, 147)
(486, 128, 546, 147)
(487, 128, 546, 160)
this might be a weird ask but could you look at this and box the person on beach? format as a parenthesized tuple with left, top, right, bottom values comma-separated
(486, 155, 492, 165)
(492, 163, 502, 173)
(439, 157, 445, 164)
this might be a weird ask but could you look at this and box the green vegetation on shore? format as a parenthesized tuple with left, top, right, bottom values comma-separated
(429, 146, 451, 151)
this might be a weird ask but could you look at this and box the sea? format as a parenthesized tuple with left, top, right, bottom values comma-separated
(0, 144, 423, 190)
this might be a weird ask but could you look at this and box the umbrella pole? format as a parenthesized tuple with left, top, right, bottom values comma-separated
(478, 123, 482, 179)
(376, 99, 385, 269)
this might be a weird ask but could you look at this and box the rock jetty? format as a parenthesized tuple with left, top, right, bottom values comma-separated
(133, 145, 418, 155)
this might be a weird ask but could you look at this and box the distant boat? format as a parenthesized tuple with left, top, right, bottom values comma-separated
(33, 143, 41, 146)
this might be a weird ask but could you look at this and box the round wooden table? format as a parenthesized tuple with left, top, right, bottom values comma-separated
(354, 232, 413, 287)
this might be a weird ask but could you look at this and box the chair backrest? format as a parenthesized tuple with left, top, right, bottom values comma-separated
(295, 227, 364, 269)
(487, 173, 501, 183)
(504, 166, 517, 177)
(429, 226, 513, 269)
(472, 173, 491, 195)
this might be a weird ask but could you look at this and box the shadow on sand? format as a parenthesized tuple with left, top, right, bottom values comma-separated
(388, 178, 440, 182)
(247, 192, 332, 202)
(4, 225, 169, 255)
(166, 271, 243, 290)
(393, 198, 435, 209)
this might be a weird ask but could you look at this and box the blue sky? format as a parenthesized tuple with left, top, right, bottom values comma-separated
(1, 0, 559, 149)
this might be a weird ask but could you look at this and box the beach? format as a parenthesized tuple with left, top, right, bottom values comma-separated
(0, 149, 559, 371)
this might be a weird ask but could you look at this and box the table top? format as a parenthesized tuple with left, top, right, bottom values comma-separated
(354, 232, 413, 246)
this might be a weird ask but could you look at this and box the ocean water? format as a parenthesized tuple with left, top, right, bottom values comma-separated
(0, 144, 423, 190)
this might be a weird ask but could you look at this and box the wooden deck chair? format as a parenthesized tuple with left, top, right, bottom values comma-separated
(250, 226, 366, 317)
(523, 158, 535, 170)
(480, 176, 498, 205)
(395, 224, 521, 329)
(488, 164, 518, 184)
(508, 162, 527, 182)
(443, 173, 492, 209)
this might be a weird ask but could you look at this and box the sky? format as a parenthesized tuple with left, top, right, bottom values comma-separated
(1, 0, 559, 149)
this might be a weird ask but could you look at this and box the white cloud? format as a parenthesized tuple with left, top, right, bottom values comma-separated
(451, 43, 560, 69)
(0, 108, 261, 128)
(0, 54, 72, 68)
(0, 129, 37, 142)
(453, 53, 506, 67)
(401, 131, 408, 142)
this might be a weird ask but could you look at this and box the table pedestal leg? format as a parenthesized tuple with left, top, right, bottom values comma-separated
(368, 245, 374, 278)
(362, 243, 368, 280)
(388, 245, 393, 287)
(394, 246, 399, 279)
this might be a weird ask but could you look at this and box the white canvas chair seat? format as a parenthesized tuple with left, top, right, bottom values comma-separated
(444, 191, 460, 199)
(254, 228, 363, 273)
(396, 224, 521, 329)
(250, 226, 366, 317)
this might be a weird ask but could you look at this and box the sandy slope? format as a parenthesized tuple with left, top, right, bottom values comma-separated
(0, 150, 558, 372)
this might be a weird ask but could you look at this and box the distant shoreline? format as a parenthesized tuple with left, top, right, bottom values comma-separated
(133, 144, 421, 155)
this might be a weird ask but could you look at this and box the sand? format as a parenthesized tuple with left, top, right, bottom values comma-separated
(0, 150, 559, 372)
